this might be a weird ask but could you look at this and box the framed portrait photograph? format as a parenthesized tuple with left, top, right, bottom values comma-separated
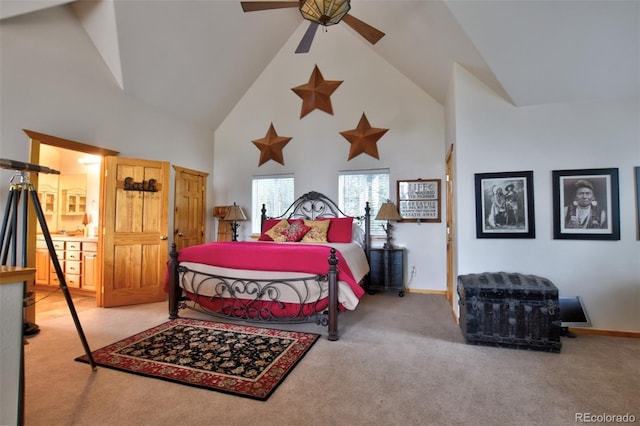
(636, 167, 640, 240)
(474, 171, 535, 238)
(552, 168, 620, 240)
(397, 179, 441, 222)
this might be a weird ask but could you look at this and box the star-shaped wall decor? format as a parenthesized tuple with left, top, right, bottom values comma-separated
(252, 123, 292, 166)
(339, 113, 389, 161)
(291, 65, 343, 118)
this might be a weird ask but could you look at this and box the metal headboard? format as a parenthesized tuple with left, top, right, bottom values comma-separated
(259, 191, 371, 257)
(279, 191, 347, 220)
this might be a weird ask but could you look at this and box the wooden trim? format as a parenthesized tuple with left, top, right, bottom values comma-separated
(172, 165, 209, 177)
(23, 129, 119, 157)
(405, 289, 447, 296)
(0, 266, 36, 284)
(567, 328, 640, 338)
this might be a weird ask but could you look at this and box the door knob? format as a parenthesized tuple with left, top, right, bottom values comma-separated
(178, 233, 184, 237)
(160, 236, 168, 240)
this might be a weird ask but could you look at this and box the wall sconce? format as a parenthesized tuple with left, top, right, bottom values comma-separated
(375, 200, 402, 249)
(224, 202, 247, 241)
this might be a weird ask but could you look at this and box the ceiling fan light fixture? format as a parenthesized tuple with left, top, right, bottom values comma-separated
(300, 0, 350, 26)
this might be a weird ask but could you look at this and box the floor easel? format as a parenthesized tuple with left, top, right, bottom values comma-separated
(0, 158, 96, 426)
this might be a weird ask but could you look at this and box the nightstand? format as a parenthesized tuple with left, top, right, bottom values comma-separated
(368, 247, 405, 297)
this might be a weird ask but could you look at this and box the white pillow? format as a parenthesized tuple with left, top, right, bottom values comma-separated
(351, 224, 365, 248)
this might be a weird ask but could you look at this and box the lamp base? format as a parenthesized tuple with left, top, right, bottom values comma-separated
(383, 236, 394, 249)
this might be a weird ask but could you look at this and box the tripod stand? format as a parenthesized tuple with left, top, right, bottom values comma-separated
(0, 161, 96, 424)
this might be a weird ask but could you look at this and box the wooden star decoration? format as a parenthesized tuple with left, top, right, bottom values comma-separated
(252, 123, 292, 166)
(339, 113, 389, 161)
(291, 65, 343, 118)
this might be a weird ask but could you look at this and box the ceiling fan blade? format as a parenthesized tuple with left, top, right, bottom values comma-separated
(295, 22, 319, 54)
(341, 14, 385, 45)
(241, 1, 300, 12)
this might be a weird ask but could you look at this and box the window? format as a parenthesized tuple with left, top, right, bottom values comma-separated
(339, 169, 389, 235)
(251, 175, 294, 233)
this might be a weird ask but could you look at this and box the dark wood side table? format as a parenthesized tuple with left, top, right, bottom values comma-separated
(368, 247, 405, 297)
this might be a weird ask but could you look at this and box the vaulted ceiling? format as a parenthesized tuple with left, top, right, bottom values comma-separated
(2, 0, 638, 131)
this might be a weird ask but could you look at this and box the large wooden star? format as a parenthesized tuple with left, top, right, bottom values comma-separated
(291, 65, 343, 118)
(252, 123, 292, 166)
(340, 113, 389, 160)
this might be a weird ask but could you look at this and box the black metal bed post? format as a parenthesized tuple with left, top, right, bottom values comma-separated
(327, 248, 339, 341)
(168, 243, 179, 319)
(260, 203, 267, 232)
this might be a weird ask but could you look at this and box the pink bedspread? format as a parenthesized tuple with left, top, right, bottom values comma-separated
(177, 241, 365, 298)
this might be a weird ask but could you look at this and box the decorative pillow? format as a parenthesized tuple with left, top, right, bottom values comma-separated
(264, 219, 290, 241)
(265, 219, 311, 242)
(322, 217, 354, 243)
(301, 219, 330, 243)
(352, 223, 365, 248)
(259, 218, 283, 241)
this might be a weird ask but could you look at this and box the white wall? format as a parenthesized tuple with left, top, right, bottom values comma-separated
(0, 5, 216, 240)
(215, 23, 447, 292)
(453, 64, 640, 332)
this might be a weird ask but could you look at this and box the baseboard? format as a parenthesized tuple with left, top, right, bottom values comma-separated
(405, 289, 447, 296)
(403, 290, 637, 338)
(568, 328, 639, 338)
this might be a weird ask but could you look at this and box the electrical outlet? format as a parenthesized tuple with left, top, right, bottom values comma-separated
(411, 266, 416, 276)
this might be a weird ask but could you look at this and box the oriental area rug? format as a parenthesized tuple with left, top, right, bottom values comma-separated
(75, 318, 320, 400)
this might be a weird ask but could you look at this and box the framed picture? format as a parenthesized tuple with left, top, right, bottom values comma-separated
(552, 168, 619, 240)
(636, 167, 640, 240)
(474, 171, 535, 238)
(397, 179, 441, 222)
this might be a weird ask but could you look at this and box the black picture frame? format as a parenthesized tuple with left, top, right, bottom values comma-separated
(635, 166, 639, 240)
(474, 171, 535, 239)
(397, 179, 441, 222)
(552, 168, 620, 240)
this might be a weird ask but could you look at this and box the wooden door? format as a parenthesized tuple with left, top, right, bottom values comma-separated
(102, 157, 170, 307)
(173, 166, 208, 252)
(445, 145, 456, 315)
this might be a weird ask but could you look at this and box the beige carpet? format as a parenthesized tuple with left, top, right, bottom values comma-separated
(24, 293, 638, 426)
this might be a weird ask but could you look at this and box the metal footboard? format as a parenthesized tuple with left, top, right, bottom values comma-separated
(175, 264, 331, 324)
(169, 244, 341, 340)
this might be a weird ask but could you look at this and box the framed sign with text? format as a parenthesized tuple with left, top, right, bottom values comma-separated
(397, 179, 441, 222)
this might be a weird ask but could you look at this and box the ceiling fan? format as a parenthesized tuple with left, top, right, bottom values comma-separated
(241, 0, 385, 53)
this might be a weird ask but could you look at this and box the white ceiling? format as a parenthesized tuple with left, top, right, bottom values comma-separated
(2, 0, 638, 131)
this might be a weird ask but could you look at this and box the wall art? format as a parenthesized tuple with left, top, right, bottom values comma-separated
(397, 179, 441, 222)
(552, 168, 619, 240)
(474, 171, 535, 238)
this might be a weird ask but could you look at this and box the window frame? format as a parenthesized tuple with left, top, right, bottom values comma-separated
(338, 169, 390, 236)
(251, 174, 294, 234)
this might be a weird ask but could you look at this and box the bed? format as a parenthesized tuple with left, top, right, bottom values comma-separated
(167, 191, 371, 340)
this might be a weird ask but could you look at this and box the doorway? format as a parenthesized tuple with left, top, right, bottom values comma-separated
(445, 144, 456, 317)
(26, 129, 118, 324)
(172, 165, 208, 252)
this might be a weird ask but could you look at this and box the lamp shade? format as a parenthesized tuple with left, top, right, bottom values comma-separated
(300, 0, 351, 26)
(375, 201, 402, 221)
(224, 203, 247, 221)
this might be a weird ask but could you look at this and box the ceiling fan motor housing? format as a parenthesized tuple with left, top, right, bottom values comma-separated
(300, 0, 351, 26)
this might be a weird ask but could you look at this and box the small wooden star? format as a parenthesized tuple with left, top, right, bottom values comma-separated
(291, 65, 343, 118)
(252, 123, 292, 166)
(340, 113, 389, 160)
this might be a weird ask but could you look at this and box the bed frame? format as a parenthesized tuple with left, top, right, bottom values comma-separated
(168, 191, 370, 341)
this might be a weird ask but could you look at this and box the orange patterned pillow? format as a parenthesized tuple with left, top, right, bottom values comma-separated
(302, 220, 330, 243)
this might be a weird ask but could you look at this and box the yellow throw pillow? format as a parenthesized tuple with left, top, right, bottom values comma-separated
(301, 219, 330, 243)
(265, 219, 290, 242)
